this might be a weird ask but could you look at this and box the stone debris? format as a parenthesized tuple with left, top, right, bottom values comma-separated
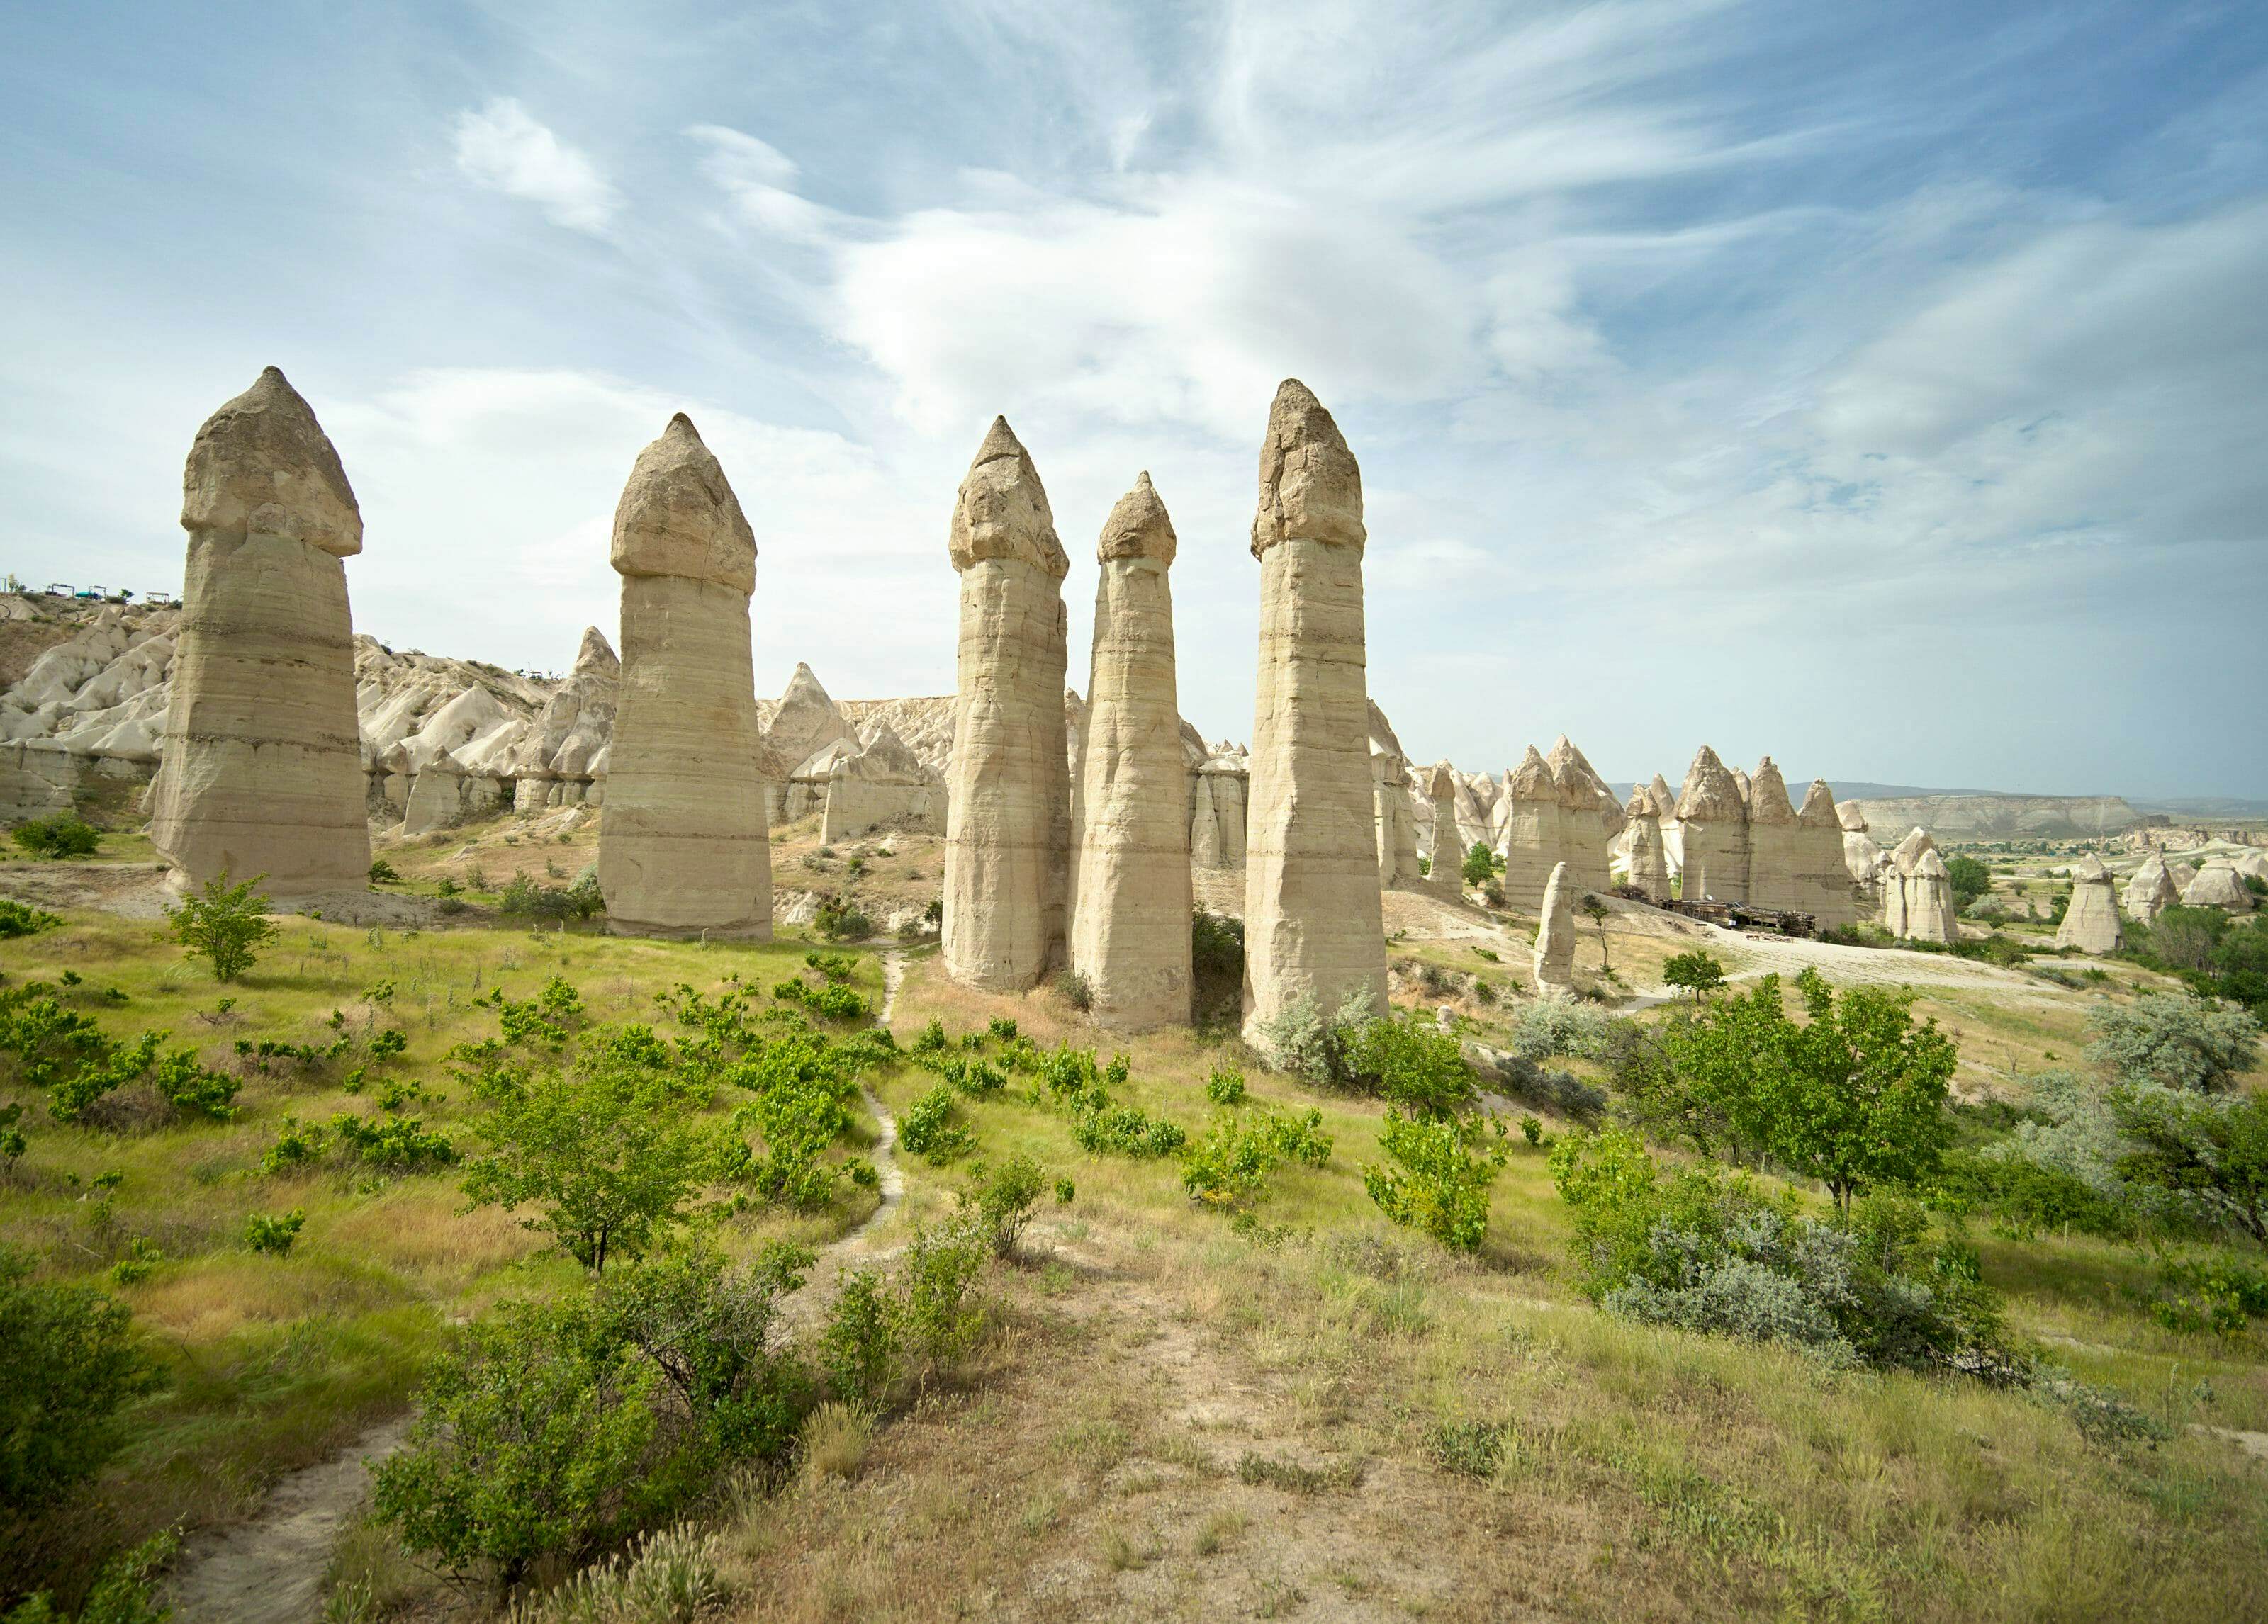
(1533, 859, 1577, 996)
(2184, 862, 2256, 913)
(1242, 380, 1387, 1039)
(1674, 745, 1749, 904)
(1070, 472, 1192, 1028)
(943, 417, 1072, 991)
(596, 414, 771, 939)
(2056, 857, 2126, 953)
(147, 367, 371, 898)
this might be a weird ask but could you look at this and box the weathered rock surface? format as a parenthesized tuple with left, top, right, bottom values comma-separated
(1498, 746, 1563, 915)
(147, 368, 371, 897)
(2184, 862, 2256, 913)
(1625, 784, 1670, 903)
(1070, 473, 1191, 1028)
(1674, 745, 1748, 903)
(2057, 857, 2126, 953)
(1744, 756, 1800, 910)
(821, 720, 941, 843)
(597, 415, 770, 938)
(1793, 779, 1858, 927)
(1370, 701, 1422, 891)
(1841, 793, 2141, 840)
(1242, 380, 1386, 1038)
(1425, 761, 1462, 898)
(2121, 853, 2182, 923)
(1533, 859, 1576, 996)
(1546, 736, 1615, 898)
(943, 418, 1072, 991)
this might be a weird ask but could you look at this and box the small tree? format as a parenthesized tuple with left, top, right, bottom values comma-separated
(1581, 894, 1612, 972)
(2085, 992, 2259, 1094)
(2113, 1088, 2268, 1241)
(1944, 855, 1992, 910)
(1362, 1110, 1508, 1251)
(0, 1244, 157, 1521)
(1339, 1007, 1473, 1117)
(1461, 842, 1497, 889)
(166, 872, 277, 982)
(1661, 949, 1726, 1003)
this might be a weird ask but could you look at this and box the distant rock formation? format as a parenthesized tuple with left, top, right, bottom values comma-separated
(1625, 784, 1669, 903)
(2184, 862, 2256, 913)
(596, 415, 770, 939)
(2056, 857, 2126, 953)
(821, 721, 940, 843)
(1792, 779, 1858, 927)
(1425, 761, 1461, 898)
(1498, 746, 1561, 915)
(148, 367, 370, 898)
(2121, 853, 2181, 923)
(1242, 380, 1386, 1039)
(1675, 745, 1749, 903)
(1533, 860, 1576, 996)
(1546, 736, 1615, 898)
(1842, 793, 2141, 840)
(1745, 756, 1800, 910)
(1369, 701, 1422, 891)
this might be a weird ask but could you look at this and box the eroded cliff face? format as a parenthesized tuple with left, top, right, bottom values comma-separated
(1841, 794, 2141, 840)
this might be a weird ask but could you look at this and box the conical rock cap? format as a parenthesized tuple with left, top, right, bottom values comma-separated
(610, 414, 756, 592)
(950, 416, 1067, 577)
(181, 366, 362, 556)
(1097, 470, 1177, 563)
(1251, 379, 1364, 556)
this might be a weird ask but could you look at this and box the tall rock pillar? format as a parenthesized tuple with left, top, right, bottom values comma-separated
(1674, 745, 1749, 903)
(1070, 474, 1191, 1028)
(943, 418, 1072, 992)
(1242, 380, 1388, 1039)
(597, 415, 770, 938)
(1425, 761, 1462, 898)
(1626, 786, 1670, 903)
(1793, 780, 1857, 927)
(1746, 756, 1800, 909)
(150, 367, 371, 898)
(1534, 860, 1577, 996)
(1498, 745, 1563, 914)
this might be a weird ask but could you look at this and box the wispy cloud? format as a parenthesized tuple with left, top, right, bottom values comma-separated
(451, 98, 622, 235)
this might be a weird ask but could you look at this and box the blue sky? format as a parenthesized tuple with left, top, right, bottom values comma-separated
(4, 1, 2263, 798)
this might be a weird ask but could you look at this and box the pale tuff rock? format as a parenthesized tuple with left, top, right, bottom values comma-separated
(1744, 756, 1800, 910)
(1546, 736, 1615, 898)
(1904, 847, 1960, 945)
(2169, 860, 2200, 893)
(1880, 827, 1931, 937)
(1792, 779, 1858, 927)
(2057, 857, 2126, 953)
(1242, 380, 1387, 1039)
(1843, 794, 2141, 841)
(821, 719, 940, 843)
(764, 663, 858, 782)
(1533, 860, 1577, 996)
(148, 368, 371, 897)
(1426, 761, 1462, 898)
(1625, 785, 1670, 903)
(506, 627, 617, 809)
(1191, 746, 1250, 870)
(1498, 746, 1564, 915)
(1070, 472, 1192, 1028)
(2122, 853, 2182, 923)
(1370, 701, 1422, 890)
(597, 415, 771, 939)
(1649, 774, 1678, 821)
(2235, 852, 2268, 882)
(1675, 745, 1749, 903)
(944, 417, 1072, 991)
(2184, 862, 2256, 913)
(1453, 771, 1495, 856)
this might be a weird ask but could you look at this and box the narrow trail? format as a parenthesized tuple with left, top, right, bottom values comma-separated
(167, 947, 915, 1618)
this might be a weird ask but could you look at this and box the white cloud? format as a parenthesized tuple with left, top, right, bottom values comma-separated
(451, 98, 622, 235)
(687, 125, 844, 244)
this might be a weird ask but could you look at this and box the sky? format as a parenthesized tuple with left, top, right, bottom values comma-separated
(2, 1, 2263, 800)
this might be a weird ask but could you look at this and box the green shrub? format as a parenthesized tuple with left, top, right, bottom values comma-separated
(165, 872, 278, 981)
(897, 1083, 973, 1163)
(1058, 969, 1094, 1012)
(1362, 1110, 1505, 1251)
(813, 898, 873, 942)
(960, 1153, 1046, 1256)
(2086, 992, 2259, 1093)
(0, 1245, 157, 1521)
(1660, 950, 1727, 1002)
(330, 1112, 457, 1174)
(10, 815, 99, 859)
(367, 857, 400, 884)
(1203, 1064, 1246, 1106)
(1340, 1008, 1473, 1117)
(1, 1530, 176, 1624)
(151, 1047, 240, 1119)
(897, 1220, 989, 1365)
(817, 1270, 899, 1408)
(0, 1103, 24, 1171)
(0, 899, 63, 939)
(245, 1209, 305, 1255)
(498, 873, 604, 923)
(503, 1523, 724, 1624)
(1425, 1418, 1508, 1479)
(2113, 1086, 2268, 1241)
(1180, 1107, 1334, 1213)
(1072, 1101, 1186, 1158)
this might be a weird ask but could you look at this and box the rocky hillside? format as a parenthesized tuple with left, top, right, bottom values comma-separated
(1841, 793, 2142, 840)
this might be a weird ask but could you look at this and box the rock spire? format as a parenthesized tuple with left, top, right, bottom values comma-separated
(1533, 860, 1577, 996)
(2056, 857, 2126, 953)
(1426, 761, 1462, 899)
(1792, 779, 1858, 927)
(1674, 745, 1749, 903)
(1625, 784, 1669, 903)
(1498, 745, 1564, 914)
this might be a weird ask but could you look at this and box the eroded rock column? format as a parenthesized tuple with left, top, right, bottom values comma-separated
(1498, 745, 1563, 914)
(1746, 756, 1800, 909)
(943, 419, 1071, 991)
(1242, 380, 1387, 1038)
(1070, 473, 1191, 1027)
(1534, 859, 1577, 996)
(1626, 786, 1670, 903)
(1793, 779, 1858, 927)
(150, 367, 371, 898)
(1426, 761, 1462, 899)
(1674, 745, 1749, 903)
(597, 414, 770, 938)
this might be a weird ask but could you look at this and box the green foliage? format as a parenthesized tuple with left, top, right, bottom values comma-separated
(0, 1103, 23, 1171)
(0, 900, 63, 940)
(911, 1019, 948, 1055)
(150, 1047, 240, 1119)
(897, 1082, 973, 1163)
(1191, 908, 1244, 979)
(960, 1152, 1045, 1256)
(1340, 1008, 1473, 1118)
(1661, 950, 1727, 1001)
(818, 1270, 898, 1409)
(330, 1111, 457, 1173)
(498, 872, 605, 923)
(0, 988, 114, 1093)
(1254, 988, 1377, 1087)
(459, 1044, 719, 1273)
(1181, 1107, 1335, 1212)
(1072, 1100, 1186, 1158)
(165, 871, 277, 981)
(771, 976, 868, 1022)
(2112, 1087, 2268, 1242)
(9, 816, 99, 860)
(1362, 1110, 1506, 1251)
(43, 1033, 159, 1124)
(1944, 855, 1992, 908)
(366, 857, 400, 884)
(2085, 992, 2259, 1093)
(245, 1208, 305, 1255)
(1549, 1129, 2018, 1377)
(812, 897, 873, 942)
(1203, 1064, 1246, 1105)
(1, 1530, 176, 1624)
(0, 1245, 157, 1523)
(1461, 842, 1498, 888)
(817, 1221, 990, 1407)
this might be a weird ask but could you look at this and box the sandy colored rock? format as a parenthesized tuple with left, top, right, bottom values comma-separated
(2184, 862, 2256, 913)
(821, 721, 938, 843)
(148, 368, 371, 898)
(1498, 745, 1564, 915)
(2056, 857, 2126, 953)
(1070, 473, 1191, 1028)
(1370, 701, 1422, 891)
(1625, 785, 1669, 903)
(1546, 736, 1615, 898)
(1674, 745, 1749, 903)
(1744, 757, 1800, 910)
(2121, 854, 2181, 923)
(943, 418, 1072, 991)
(1792, 779, 1857, 927)
(1904, 847, 1958, 945)
(1242, 381, 1387, 1039)
(1425, 761, 1462, 898)
(1533, 860, 1577, 996)
(597, 415, 770, 938)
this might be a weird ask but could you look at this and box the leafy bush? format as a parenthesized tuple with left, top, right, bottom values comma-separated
(245, 1209, 305, 1255)
(1362, 1110, 1507, 1251)
(818, 1270, 899, 1409)
(1203, 1064, 1246, 1106)
(1550, 1129, 2019, 1377)
(10, 815, 99, 859)
(498, 873, 604, 923)
(1461, 842, 1498, 888)
(1340, 1008, 1473, 1118)
(1072, 1101, 1186, 1158)
(1507, 998, 1615, 1060)
(0, 899, 63, 939)
(896, 1220, 989, 1364)
(1191, 908, 1245, 1022)
(150, 1047, 240, 1119)
(960, 1153, 1045, 1256)
(1058, 969, 1094, 1012)
(1945, 855, 1993, 909)
(1253, 988, 1375, 1087)
(1659, 950, 1727, 1002)
(897, 1083, 974, 1163)
(814, 898, 873, 942)
(166, 872, 277, 981)
(0, 1245, 157, 1521)
(367, 857, 400, 884)
(2113, 1087, 2268, 1241)
(1181, 1107, 1335, 1212)
(1, 1530, 176, 1624)
(2086, 992, 2259, 1093)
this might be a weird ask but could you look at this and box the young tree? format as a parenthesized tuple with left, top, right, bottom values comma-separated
(1362, 1110, 1508, 1251)
(460, 1054, 723, 1273)
(2113, 1088, 2268, 1241)
(1944, 855, 1992, 910)
(1581, 894, 1612, 972)
(164, 872, 277, 982)
(1461, 842, 1498, 889)
(0, 1245, 157, 1521)
(2085, 992, 2261, 1093)
(1661, 949, 1727, 1003)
